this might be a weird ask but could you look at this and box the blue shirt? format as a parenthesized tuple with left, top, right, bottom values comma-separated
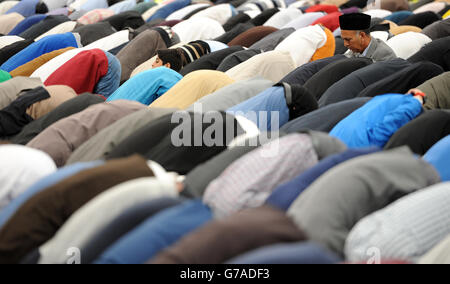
(330, 94, 423, 148)
(8, 14, 47, 36)
(6, 0, 39, 17)
(266, 147, 381, 211)
(147, 0, 191, 22)
(424, 135, 450, 182)
(1, 32, 81, 72)
(94, 199, 212, 264)
(227, 86, 290, 132)
(106, 67, 183, 105)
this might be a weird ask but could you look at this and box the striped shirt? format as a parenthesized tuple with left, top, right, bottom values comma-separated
(203, 133, 319, 219)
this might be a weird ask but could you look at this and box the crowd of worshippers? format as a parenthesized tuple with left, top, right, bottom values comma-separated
(0, 0, 450, 265)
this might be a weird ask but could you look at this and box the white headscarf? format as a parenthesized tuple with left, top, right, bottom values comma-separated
(0, 145, 56, 210)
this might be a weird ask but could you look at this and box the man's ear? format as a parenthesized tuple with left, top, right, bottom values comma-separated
(164, 63, 171, 69)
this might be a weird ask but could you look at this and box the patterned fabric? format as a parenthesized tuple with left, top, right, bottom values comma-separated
(77, 9, 114, 25)
(203, 133, 319, 219)
(345, 182, 450, 263)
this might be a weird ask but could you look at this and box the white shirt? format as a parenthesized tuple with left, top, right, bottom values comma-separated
(387, 32, 432, 59)
(166, 3, 211, 21)
(0, 145, 56, 210)
(345, 182, 450, 263)
(282, 12, 325, 30)
(275, 25, 327, 67)
(191, 4, 234, 26)
(0, 35, 23, 49)
(172, 17, 225, 43)
(264, 8, 303, 29)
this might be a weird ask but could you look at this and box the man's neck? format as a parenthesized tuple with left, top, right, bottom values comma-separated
(362, 36, 373, 56)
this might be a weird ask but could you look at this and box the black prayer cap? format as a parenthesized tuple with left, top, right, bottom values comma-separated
(339, 13, 371, 30)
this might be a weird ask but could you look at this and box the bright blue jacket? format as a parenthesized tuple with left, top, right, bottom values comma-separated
(330, 94, 423, 148)
(106, 67, 182, 105)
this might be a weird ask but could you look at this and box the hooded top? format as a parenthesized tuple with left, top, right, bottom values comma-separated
(319, 58, 412, 107)
(226, 50, 296, 83)
(417, 71, 450, 110)
(179, 46, 244, 76)
(249, 28, 295, 52)
(150, 70, 235, 110)
(19, 15, 70, 40)
(345, 182, 450, 263)
(0, 145, 56, 210)
(281, 97, 372, 133)
(203, 133, 323, 219)
(0, 32, 81, 72)
(106, 67, 182, 105)
(11, 93, 104, 145)
(67, 108, 177, 164)
(287, 147, 440, 257)
(330, 94, 424, 148)
(228, 26, 278, 48)
(0, 76, 43, 109)
(385, 110, 450, 155)
(422, 18, 450, 40)
(0, 155, 154, 264)
(398, 11, 441, 29)
(280, 54, 346, 85)
(304, 57, 373, 100)
(44, 49, 110, 96)
(186, 77, 274, 112)
(227, 84, 318, 131)
(275, 25, 327, 67)
(26, 100, 146, 167)
(386, 32, 432, 59)
(216, 49, 262, 72)
(106, 112, 245, 174)
(357, 61, 444, 98)
(9, 47, 75, 77)
(408, 36, 450, 71)
(116, 29, 166, 83)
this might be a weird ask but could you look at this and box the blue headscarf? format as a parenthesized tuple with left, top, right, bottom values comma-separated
(106, 67, 183, 105)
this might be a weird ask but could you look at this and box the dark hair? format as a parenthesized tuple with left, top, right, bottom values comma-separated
(288, 84, 318, 120)
(157, 49, 182, 72)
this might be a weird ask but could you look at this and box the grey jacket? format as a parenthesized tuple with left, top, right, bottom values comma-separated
(345, 37, 397, 62)
(287, 147, 440, 257)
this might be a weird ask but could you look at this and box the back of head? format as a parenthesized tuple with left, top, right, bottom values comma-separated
(157, 49, 182, 72)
